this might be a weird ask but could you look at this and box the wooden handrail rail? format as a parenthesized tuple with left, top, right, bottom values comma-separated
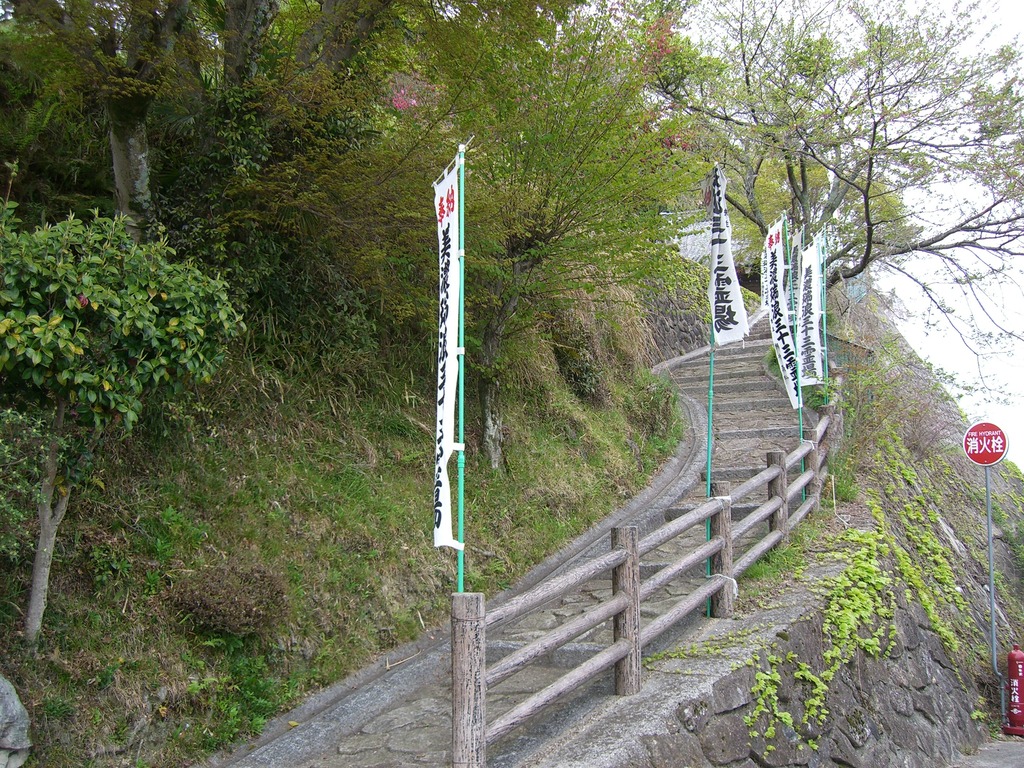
(734, 530, 785, 577)
(789, 495, 818, 529)
(640, 576, 727, 646)
(486, 547, 627, 628)
(813, 413, 832, 442)
(640, 537, 723, 601)
(785, 441, 814, 470)
(730, 465, 784, 504)
(486, 592, 631, 688)
(787, 469, 816, 501)
(733, 496, 783, 539)
(639, 497, 724, 556)
(486, 638, 632, 745)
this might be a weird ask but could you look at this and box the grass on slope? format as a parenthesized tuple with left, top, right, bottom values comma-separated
(0, 323, 683, 767)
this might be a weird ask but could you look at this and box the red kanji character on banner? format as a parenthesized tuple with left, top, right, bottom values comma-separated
(446, 187, 456, 217)
(438, 197, 447, 224)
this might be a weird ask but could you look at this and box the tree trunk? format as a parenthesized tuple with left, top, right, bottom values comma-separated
(297, 0, 394, 67)
(224, 0, 279, 86)
(24, 399, 71, 650)
(24, 489, 70, 649)
(478, 294, 518, 470)
(109, 108, 156, 242)
(479, 370, 503, 470)
(104, 0, 190, 240)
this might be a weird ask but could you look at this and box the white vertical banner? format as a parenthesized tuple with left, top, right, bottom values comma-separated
(797, 235, 824, 385)
(432, 162, 463, 550)
(759, 242, 769, 310)
(765, 219, 801, 409)
(704, 166, 748, 345)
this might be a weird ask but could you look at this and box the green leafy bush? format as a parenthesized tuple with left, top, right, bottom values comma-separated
(0, 202, 243, 429)
(0, 408, 45, 559)
(0, 202, 244, 645)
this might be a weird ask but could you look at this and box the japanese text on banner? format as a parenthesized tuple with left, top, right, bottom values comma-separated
(765, 219, 801, 409)
(432, 164, 463, 550)
(705, 166, 748, 345)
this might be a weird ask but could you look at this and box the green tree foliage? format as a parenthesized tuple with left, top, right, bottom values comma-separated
(426, 1, 700, 467)
(0, 202, 242, 646)
(0, 22, 112, 219)
(5, 0, 197, 236)
(657, 0, 1024, 335)
(0, 408, 45, 560)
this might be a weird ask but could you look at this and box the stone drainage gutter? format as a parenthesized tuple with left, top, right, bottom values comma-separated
(511, 562, 988, 768)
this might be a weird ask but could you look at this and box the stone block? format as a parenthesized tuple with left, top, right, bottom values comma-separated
(837, 707, 875, 749)
(676, 698, 711, 733)
(0, 676, 29, 768)
(711, 666, 755, 715)
(698, 711, 751, 765)
(643, 731, 712, 768)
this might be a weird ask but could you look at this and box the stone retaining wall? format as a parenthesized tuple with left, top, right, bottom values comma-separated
(644, 290, 710, 361)
(521, 572, 987, 768)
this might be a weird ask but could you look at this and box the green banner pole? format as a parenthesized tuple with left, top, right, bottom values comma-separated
(456, 143, 467, 593)
(706, 328, 715, 499)
(706, 324, 715, 615)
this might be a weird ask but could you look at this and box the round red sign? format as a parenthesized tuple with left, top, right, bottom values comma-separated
(963, 421, 1009, 466)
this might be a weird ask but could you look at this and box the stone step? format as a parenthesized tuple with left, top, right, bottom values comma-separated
(714, 398, 793, 412)
(718, 426, 801, 440)
(678, 380, 781, 395)
(638, 562, 708, 580)
(709, 432, 801, 451)
(709, 352, 771, 367)
(712, 341, 772, 358)
(673, 372, 771, 390)
(702, 390, 792, 405)
(487, 640, 607, 669)
(703, 466, 765, 483)
(664, 500, 763, 521)
(708, 420, 802, 440)
(673, 366, 767, 381)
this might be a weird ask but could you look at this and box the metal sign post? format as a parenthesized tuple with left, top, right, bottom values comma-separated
(964, 421, 1010, 729)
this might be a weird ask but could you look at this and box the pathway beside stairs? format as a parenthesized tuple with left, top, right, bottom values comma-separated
(204, 313, 816, 768)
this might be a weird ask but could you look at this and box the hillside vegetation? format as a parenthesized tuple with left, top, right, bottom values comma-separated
(736, 292, 1024, 751)
(1, 2, 704, 762)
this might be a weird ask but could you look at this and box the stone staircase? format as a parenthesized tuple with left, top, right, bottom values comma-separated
(673, 317, 809, 488)
(656, 316, 814, 559)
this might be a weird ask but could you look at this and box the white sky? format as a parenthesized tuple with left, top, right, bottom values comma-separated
(880, 264, 1024, 467)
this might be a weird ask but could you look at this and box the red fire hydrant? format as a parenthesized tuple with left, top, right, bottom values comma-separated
(1004, 644, 1024, 736)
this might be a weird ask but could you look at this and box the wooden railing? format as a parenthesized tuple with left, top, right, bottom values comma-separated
(451, 405, 837, 767)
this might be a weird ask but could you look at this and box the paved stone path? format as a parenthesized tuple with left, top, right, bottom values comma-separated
(950, 740, 1024, 767)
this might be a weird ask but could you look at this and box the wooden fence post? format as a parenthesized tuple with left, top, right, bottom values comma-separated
(819, 404, 837, 468)
(767, 450, 788, 536)
(452, 592, 486, 768)
(710, 497, 734, 618)
(612, 526, 641, 696)
(807, 435, 822, 513)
